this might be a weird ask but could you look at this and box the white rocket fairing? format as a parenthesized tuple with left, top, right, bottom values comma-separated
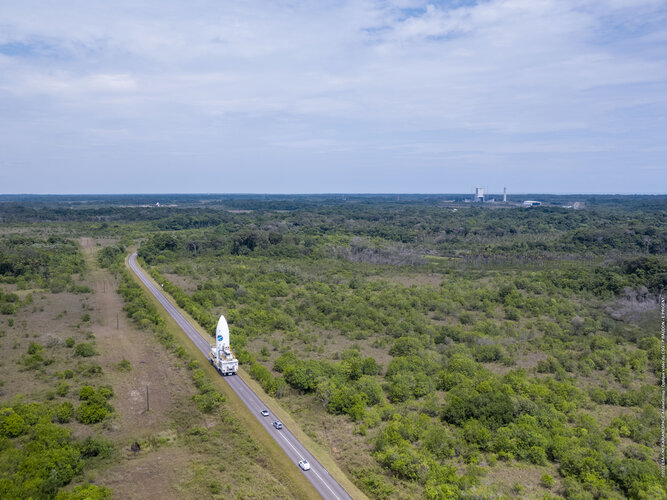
(209, 314, 238, 375)
(216, 314, 230, 350)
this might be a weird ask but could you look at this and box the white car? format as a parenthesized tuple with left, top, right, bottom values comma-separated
(273, 420, 283, 429)
(261, 409, 269, 417)
(298, 460, 311, 471)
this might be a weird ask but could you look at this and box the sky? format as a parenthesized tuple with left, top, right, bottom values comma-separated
(0, 0, 666, 194)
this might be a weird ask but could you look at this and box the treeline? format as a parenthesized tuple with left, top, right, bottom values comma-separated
(0, 235, 85, 292)
(131, 200, 667, 276)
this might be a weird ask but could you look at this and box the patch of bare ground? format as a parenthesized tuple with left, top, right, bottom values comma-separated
(367, 273, 443, 288)
(481, 461, 561, 498)
(576, 368, 639, 393)
(581, 404, 638, 429)
(79, 237, 196, 441)
(0, 285, 89, 401)
(515, 351, 548, 371)
(481, 362, 514, 376)
(162, 272, 198, 293)
(93, 447, 193, 499)
(279, 326, 394, 372)
(605, 287, 656, 322)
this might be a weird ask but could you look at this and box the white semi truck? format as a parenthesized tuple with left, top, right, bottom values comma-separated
(208, 314, 238, 376)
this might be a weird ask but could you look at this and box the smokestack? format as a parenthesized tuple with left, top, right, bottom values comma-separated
(503, 187, 507, 203)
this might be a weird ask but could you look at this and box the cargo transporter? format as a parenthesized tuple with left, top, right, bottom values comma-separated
(208, 314, 238, 376)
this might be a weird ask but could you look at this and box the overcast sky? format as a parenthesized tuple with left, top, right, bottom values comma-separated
(1, 0, 665, 194)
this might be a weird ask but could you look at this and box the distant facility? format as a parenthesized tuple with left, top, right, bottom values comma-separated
(475, 187, 485, 202)
(463, 187, 510, 204)
(523, 200, 542, 207)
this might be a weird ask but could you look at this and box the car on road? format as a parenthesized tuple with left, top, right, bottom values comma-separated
(272, 420, 283, 429)
(261, 409, 269, 417)
(298, 460, 311, 471)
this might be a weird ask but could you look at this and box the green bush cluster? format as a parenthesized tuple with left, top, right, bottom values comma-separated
(97, 244, 126, 271)
(117, 271, 169, 338)
(21, 341, 50, 370)
(273, 350, 384, 420)
(248, 361, 286, 397)
(73, 342, 96, 357)
(0, 289, 20, 315)
(0, 399, 112, 498)
(191, 367, 226, 413)
(75, 386, 114, 424)
(55, 484, 112, 500)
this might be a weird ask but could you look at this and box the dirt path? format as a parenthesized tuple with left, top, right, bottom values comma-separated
(79, 238, 200, 498)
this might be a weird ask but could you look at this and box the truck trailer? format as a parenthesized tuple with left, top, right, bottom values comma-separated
(208, 314, 238, 375)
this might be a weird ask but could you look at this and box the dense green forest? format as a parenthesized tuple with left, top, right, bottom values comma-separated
(0, 194, 665, 499)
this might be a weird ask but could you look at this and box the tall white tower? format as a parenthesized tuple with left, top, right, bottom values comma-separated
(503, 187, 507, 203)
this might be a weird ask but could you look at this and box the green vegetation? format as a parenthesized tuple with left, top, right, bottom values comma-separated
(1, 194, 665, 499)
(130, 195, 665, 499)
(75, 386, 114, 424)
(73, 342, 96, 357)
(114, 358, 132, 372)
(0, 235, 85, 292)
(0, 399, 112, 499)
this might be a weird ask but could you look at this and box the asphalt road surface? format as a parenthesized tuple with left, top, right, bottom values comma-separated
(129, 253, 353, 500)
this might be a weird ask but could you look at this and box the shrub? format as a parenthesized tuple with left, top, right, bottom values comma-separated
(55, 402, 74, 423)
(79, 436, 114, 459)
(0, 408, 26, 437)
(75, 386, 114, 424)
(0, 303, 17, 315)
(193, 390, 225, 413)
(27, 342, 43, 355)
(55, 484, 112, 500)
(389, 337, 422, 357)
(527, 445, 548, 465)
(362, 357, 381, 375)
(79, 386, 96, 400)
(541, 473, 554, 488)
(56, 382, 70, 397)
(115, 358, 132, 372)
(74, 342, 96, 357)
(76, 403, 111, 424)
(65, 337, 75, 348)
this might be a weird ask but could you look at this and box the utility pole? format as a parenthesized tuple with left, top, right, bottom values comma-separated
(116, 313, 119, 329)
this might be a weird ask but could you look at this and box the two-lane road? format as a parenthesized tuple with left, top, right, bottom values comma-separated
(128, 253, 353, 500)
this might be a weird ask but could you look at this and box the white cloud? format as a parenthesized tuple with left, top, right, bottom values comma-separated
(0, 0, 665, 193)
